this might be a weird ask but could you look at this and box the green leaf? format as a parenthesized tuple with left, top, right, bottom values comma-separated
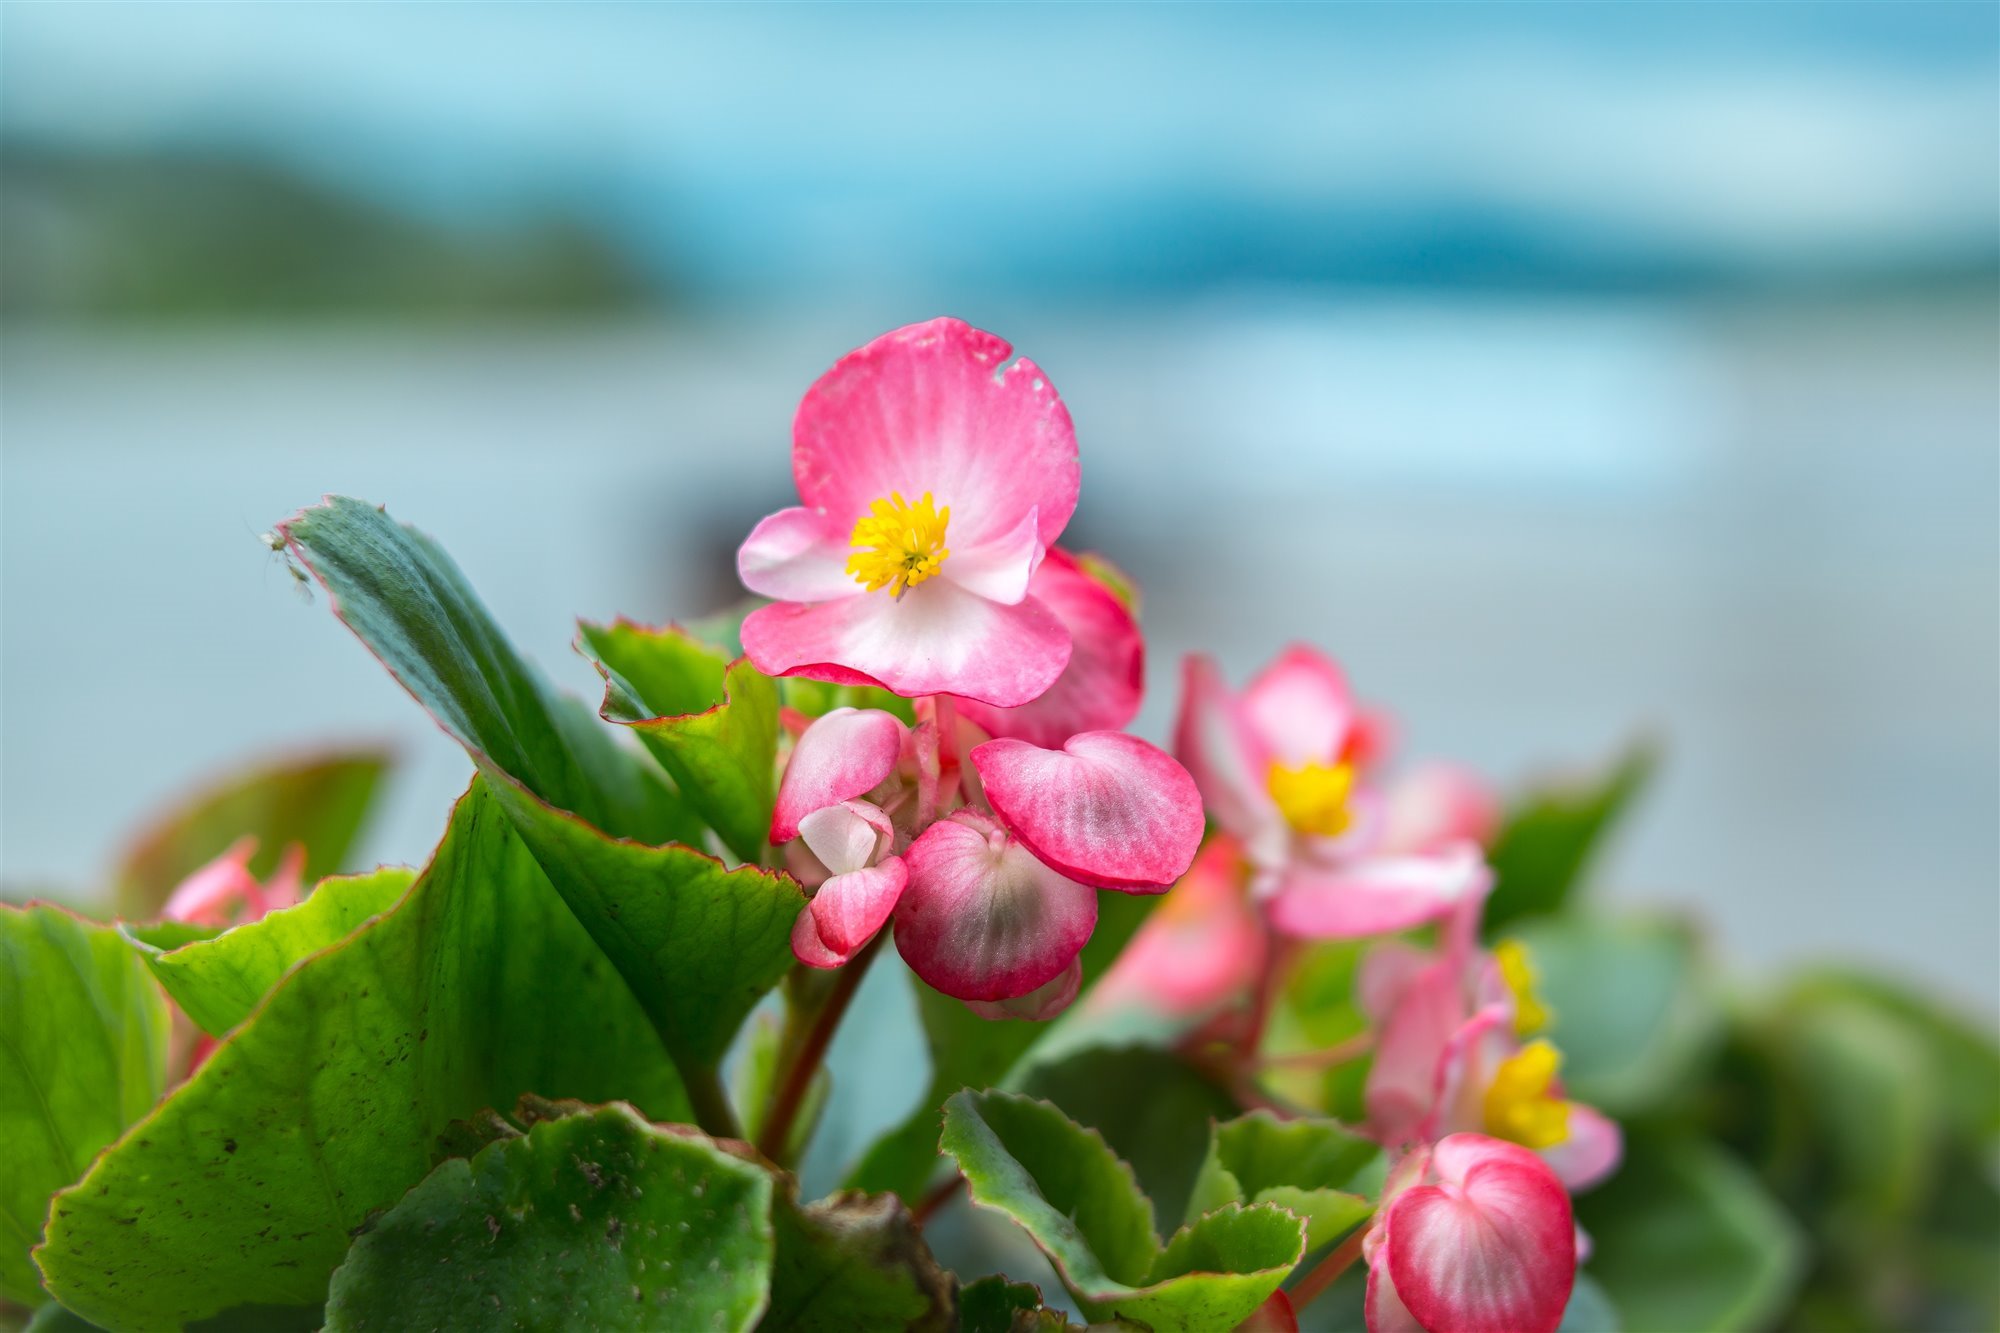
(847, 890, 1156, 1202)
(1484, 743, 1654, 931)
(323, 1104, 774, 1332)
(940, 1091, 1303, 1332)
(1508, 913, 1721, 1116)
(0, 905, 171, 1307)
(1558, 1273, 1621, 1333)
(762, 1184, 953, 1332)
(1019, 1045, 1239, 1234)
(1184, 1112, 1378, 1252)
(127, 866, 415, 1037)
(581, 620, 781, 863)
(1577, 1132, 1804, 1333)
(34, 781, 690, 1332)
(956, 1276, 1083, 1333)
(280, 497, 800, 1079)
(114, 747, 391, 919)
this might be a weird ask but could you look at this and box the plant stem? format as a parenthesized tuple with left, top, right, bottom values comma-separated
(912, 1172, 965, 1227)
(1289, 1224, 1370, 1311)
(1256, 1032, 1374, 1070)
(682, 1060, 744, 1142)
(756, 933, 885, 1163)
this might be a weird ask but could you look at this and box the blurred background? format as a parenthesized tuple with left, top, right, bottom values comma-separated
(2, 0, 1993, 1071)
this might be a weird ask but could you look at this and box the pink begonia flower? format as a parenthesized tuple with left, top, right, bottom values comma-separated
(1089, 835, 1266, 1018)
(161, 836, 306, 928)
(1361, 915, 1623, 1193)
(954, 548, 1144, 748)
(1379, 763, 1500, 857)
(787, 800, 909, 969)
(1174, 646, 1488, 938)
(737, 318, 1081, 708)
(1363, 1134, 1576, 1333)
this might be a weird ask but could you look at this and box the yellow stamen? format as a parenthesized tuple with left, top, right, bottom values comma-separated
(1495, 939, 1554, 1036)
(1482, 1038, 1571, 1150)
(846, 491, 951, 597)
(1266, 760, 1357, 838)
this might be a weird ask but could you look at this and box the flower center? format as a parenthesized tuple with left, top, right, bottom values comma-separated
(1494, 939, 1553, 1036)
(1266, 760, 1357, 837)
(1482, 1038, 1571, 1149)
(846, 491, 951, 597)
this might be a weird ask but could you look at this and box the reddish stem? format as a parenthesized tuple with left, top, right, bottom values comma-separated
(1289, 1224, 1370, 1311)
(756, 934, 883, 1163)
(912, 1171, 966, 1227)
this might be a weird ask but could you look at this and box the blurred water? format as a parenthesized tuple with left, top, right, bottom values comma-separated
(2, 298, 1994, 1025)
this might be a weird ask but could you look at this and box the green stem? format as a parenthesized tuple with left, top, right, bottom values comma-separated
(681, 1059, 744, 1141)
(756, 933, 885, 1164)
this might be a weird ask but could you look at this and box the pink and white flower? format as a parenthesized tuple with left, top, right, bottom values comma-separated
(1174, 646, 1489, 939)
(737, 318, 1081, 708)
(162, 836, 306, 928)
(1363, 1134, 1576, 1333)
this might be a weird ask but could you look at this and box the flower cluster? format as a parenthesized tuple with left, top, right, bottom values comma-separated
(739, 318, 1619, 1331)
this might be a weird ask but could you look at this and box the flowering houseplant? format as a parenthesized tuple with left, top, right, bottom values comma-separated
(2, 319, 1992, 1333)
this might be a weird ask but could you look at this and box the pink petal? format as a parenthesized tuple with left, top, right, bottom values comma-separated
(1384, 1134, 1575, 1333)
(1266, 844, 1491, 940)
(741, 579, 1071, 707)
(1424, 1005, 1514, 1141)
(1357, 939, 1436, 1026)
(160, 836, 264, 926)
(736, 506, 858, 603)
(943, 505, 1045, 606)
(956, 548, 1145, 748)
(797, 799, 894, 877)
(260, 843, 307, 915)
(1364, 1254, 1428, 1333)
(1381, 763, 1501, 857)
(1367, 958, 1471, 1147)
(972, 732, 1204, 892)
(809, 855, 909, 957)
(964, 955, 1081, 1021)
(892, 810, 1098, 1001)
(772, 707, 907, 843)
(1173, 654, 1278, 844)
(792, 317, 1080, 550)
(1241, 644, 1356, 768)
(1542, 1102, 1623, 1193)
(1090, 836, 1262, 1017)
(792, 904, 850, 970)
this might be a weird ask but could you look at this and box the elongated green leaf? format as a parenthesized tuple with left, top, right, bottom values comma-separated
(114, 748, 391, 918)
(848, 891, 1155, 1201)
(323, 1104, 774, 1332)
(128, 867, 414, 1037)
(35, 781, 689, 1332)
(1576, 1132, 1803, 1333)
(582, 619, 779, 864)
(280, 498, 800, 1074)
(1508, 913, 1721, 1115)
(1185, 1112, 1377, 1252)
(940, 1091, 1303, 1332)
(1484, 744, 1654, 931)
(0, 906, 171, 1306)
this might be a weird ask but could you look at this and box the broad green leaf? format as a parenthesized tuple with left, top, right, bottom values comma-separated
(848, 891, 1156, 1202)
(582, 619, 780, 863)
(1577, 1132, 1804, 1333)
(280, 497, 800, 1077)
(128, 867, 414, 1037)
(1508, 913, 1721, 1116)
(114, 747, 391, 918)
(35, 781, 690, 1332)
(940, 1091, 1303, 1332)
(0, 906, 171, 1306)
(323, 1104, 773, 1332)
(1184, 1112, 1377, 1252)
(1483, 743, 1654, 931)
(762, 1182, 953, 1332)
(956, 1276, 1082, 1333)
(1019, 1045, 1239, 1233)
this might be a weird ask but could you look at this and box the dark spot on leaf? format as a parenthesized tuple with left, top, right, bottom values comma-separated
(223, 1139, 238, 1154)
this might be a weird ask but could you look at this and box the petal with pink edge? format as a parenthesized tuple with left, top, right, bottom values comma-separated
(1366, 958, 1471, 1147)
(942, 505, 1044, 606)
(809, 855, 909, 957)
(1364, 1255, 1427, 1333)
(965, 955, 1081, 1021)
(772, 707, 907, 843)
(792, 317, 1080, 549)
(736, 506, 858, 603)
(957, 548, 1145, 748)
(1242, 644, 1357, 768)
(1382, 1134, 1575, 1333)
(797, 799, 894, 877)
(792, 905, 849, 970)
(973, 732, 1204, 892)
(892, 811, 1097, 1002)
(1174, 654, 1278, 845)
(742, 578, 1071, 707)
(1266, 844, 1491, 940)
(1090, 836, 1262, 1018)
(1542, 1102, 1623, 1193)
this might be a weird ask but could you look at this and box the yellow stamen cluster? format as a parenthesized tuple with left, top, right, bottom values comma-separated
(1495, 938, 1554, 1036)
(846, 491, 951, 597)
(1483, 1038, 1571, 1150)
(1266, 760, 1357, 838)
